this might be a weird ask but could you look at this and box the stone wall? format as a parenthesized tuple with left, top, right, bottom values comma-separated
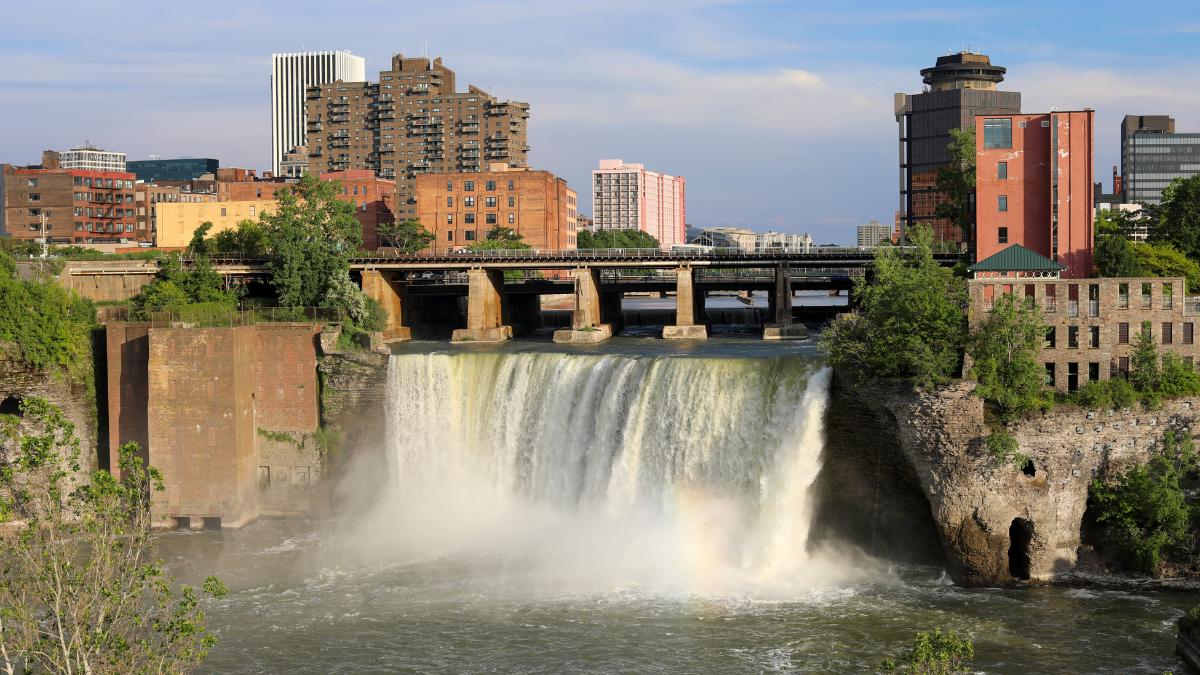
(0, 350, 97, 480)
(835, 371, 1196, 586)
(316, 338, 390, 515)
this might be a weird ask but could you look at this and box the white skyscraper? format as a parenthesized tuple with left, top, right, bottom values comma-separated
(270, 51, 365, 176)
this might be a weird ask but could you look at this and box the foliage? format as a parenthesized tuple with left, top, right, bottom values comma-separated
(934, 128, 977, 242)
(1072, 378, 1139, 411)
(1094, 232, 1143, 278)
(129, 254, 238, 321)
(984, 429, 1030, 470)
(577, 228, 661, 249)
(0, 398, 226, 673)
(1159, 353, 1200, 397)
(187, 222, 214, 256)
(0, 247, 96, 382)
(1151, 175, 1200, 260)
(211, 220, 269, 257)
(1130, 322, 1161, 393)
(260, 174, 363, 308)
(465, 226, 531, 251)
(1179, 604, 1200, 634)
(323, 273, 385, 332)
(1089, 430, 1196, 574)
(880, 627, 975, 674)
(377, 218, 434, 253)
(1133, 242, 1200, 293)
(821, 224, 968, 385)
(967, 293, 1047, 419)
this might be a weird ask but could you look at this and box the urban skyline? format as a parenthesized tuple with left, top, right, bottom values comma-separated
(1, 1, 1199, 244)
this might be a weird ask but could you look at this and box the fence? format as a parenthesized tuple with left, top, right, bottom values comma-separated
(144, 306, 346, 328)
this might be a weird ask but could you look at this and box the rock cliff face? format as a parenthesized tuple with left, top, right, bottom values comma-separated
(0, 351, 97, 479)
(831, 371, 1197, 586)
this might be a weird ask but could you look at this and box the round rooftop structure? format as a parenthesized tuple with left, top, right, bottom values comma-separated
(920, 52, 1006, 91)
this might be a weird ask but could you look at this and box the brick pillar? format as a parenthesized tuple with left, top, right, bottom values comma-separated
(360, 269, 411, 342)
(452, 268, 512, 342)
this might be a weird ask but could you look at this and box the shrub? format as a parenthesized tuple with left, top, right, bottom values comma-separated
(881, 627, 974, 674)
(1159, 353, 1200, 397)
(985, 429, 1031, 471)
(1071, 378, 1139, 410)
(967, 293, 1046, 419)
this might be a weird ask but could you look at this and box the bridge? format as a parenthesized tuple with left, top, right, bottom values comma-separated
(54, 247, 960, 342)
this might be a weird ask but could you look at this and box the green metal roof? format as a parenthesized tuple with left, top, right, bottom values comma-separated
(968, 244, 1064, 272)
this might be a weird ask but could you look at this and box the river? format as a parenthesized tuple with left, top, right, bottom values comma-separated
(158, 336, 1194, 673)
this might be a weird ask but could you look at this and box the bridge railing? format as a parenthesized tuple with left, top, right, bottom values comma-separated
(145, 306, 346, 327)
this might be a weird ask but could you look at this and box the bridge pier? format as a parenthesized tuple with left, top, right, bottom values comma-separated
(451, 268, 513, 343)
(663, 265, 707, 340)
(554, 266, 613, 343)
(360, 270, 411, 342)
(764, 265, 807, 340)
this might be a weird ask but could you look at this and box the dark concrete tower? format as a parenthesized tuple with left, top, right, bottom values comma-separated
(895, 52, 1021, 243)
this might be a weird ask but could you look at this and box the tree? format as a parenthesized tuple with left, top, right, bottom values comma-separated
(966, 293, 1046, 419)
(577, 228, 660, 249)
(0, 398, 226, 672)
(0, 248, 96, 383)
(1130, 321, 1161, 392)
(1133, 242, 1200, 293)
(211, 220, 269, 257)
(260, 174, 363, 308)
(821, 223, 968, 385)
(377, 218, 434, 253)
(129, 255, 237, 321)
(466, 226, 530, 251)
(1151, 175, 1200, 259)
(1094, 225, 1143, 278)
(881, 627, 974, 674)
(934, 128, 977, 243)
(187, 222, 214, 256)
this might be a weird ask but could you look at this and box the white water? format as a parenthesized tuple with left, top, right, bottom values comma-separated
(365, 350, 853, 596)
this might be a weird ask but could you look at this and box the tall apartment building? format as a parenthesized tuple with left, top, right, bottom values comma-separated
(271, 51, 366, 176)
(59, 145, 126, 172)
(127, 157, 219, 182)
(1121, 115, 1200, 205)
(1, 164, 140, 245)
(895, 52, 1021, 242)
(857, 220, 892, 247)
(415, 164, 576, 253)
(305, 54, 530, 221)
(975, 110, 1095, 278)
(591, 159, 686, 248)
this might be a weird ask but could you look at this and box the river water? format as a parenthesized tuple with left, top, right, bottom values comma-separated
(158, 336, 1195, 674)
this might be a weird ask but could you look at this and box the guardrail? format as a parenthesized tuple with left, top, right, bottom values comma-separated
(144, 306, 346, 327)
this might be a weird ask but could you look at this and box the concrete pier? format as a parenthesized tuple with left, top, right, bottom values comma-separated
(361, 270, 411, 342)
(663, 265, 708, 339)
(452, 268, 513, 343)
(554, 267, 614, 343)
(764, 265, 807, 340)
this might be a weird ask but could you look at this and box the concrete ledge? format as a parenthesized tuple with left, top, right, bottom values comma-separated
(381, 326, 412, 343)
(763, 323, 808, 340)
(451, 326, 514, 343)
(662, 325, 708, 340)
(553, 324, 613, 344)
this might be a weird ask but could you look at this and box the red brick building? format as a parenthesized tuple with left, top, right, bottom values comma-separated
(320, 169, 396, 250)
(1, 164, 142, 245)
(975, 110, 1095, 278)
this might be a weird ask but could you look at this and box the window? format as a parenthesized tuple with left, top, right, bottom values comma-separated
(507, 180, 514, 190)
(486, 213, 497, 225)
(508, 213, 515, 224)
(1163, 322, 1174, 345)
(464, 180, 475, 191)
(1045, 327, 1056, 349)
(485, 180, 496, 191)
(1068, 284, 1079, 317)
(465, 230, 476, 241)
(447, 180, 454, 191)
(27, 178, 37, 187)
(1142, 282, 1152, 309)
(447, 231, 454, 241)
(1164, 282, 1174, 309)
(446, 196, 454, 207)
(249, 206, 256, 216)
(1068, 326, 1079, 349)
(998, 227, 1008, 244)
(1045, 284, 1057, 312)
(997, 162, 1007, 180)
(485, 196, 497, 208)
(464, 196, 475, 207)
(28, 193, 40, 202)
(983, 118, 1013, 148)
(1119, 357, 1130, 378)
(1068, 363, 1079, 392)
(1186, 322, 1194, 345)
(1024, 284, 1035, 307)
(1045, 363, 1056, 387)
(220, 207, 227, 217)
(1089, 362, 1100, 382)
(508, 196, 515, 207)
(1090, 326, 1100, 348)
(1088, 284, 1100, 317)
(1119, 322, 1130, 344)
(465, 213, 475, 224)
(998, 195, 1008, 212)
(1118, 283, 1129, 309)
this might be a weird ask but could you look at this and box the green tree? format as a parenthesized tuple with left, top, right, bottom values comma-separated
(1159, 353, 1200, 397)
(1133, 242, 1200, 292)
(0, 398, 226, 673)
(934, 128, 977, 243)
(881, 627, 974, 674)
(1130, 321, 1161, 392)
(129, 255, 237, 321)
(1089, 430, 1195, 574)
(377, 218, 434, 253)
(467, 226, 531, 251)
(187, 222, 214, 256)
(577, 228, 661, 249)
(966, 293, 1046, 418)
(211, 220, 269, 256)
(1094, 232, 1143, 278)
(1151, 175, 1200, 259)
(260, 174, 363, 308)
(821, 223, 968, 384)
(0, 247, 96, 383)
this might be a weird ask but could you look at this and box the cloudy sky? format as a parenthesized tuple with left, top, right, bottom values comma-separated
(2, 0, 1198, 244)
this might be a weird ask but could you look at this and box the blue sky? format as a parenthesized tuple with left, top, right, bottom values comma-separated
(2, 0, 1198, 244)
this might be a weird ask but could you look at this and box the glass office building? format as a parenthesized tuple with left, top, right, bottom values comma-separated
(127, 158, 219, 182)
(1123, 132, 1200, 205)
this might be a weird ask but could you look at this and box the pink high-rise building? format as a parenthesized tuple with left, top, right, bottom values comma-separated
(591, 159, 686, 248)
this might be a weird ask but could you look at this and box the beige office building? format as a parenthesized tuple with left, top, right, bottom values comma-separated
(155, 200, 276, 248)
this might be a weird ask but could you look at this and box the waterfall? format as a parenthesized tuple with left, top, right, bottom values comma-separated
(372, 350, 845, 595)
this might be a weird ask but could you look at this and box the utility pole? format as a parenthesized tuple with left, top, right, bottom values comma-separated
(40, 211, 48, 259)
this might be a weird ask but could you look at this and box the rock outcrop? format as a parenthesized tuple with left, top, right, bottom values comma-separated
(833, 371, 1196, 586)
(0, 350, 97, 480)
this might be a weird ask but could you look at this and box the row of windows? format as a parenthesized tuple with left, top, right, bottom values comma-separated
(445, 179, 515, 192)
(1047, 355, 1200, 390)
(72, 177, 133, 189)
(448, 196, 516, 208)
(71, 222, 138, 233)
(445, 212, 516, 226)
(982, 281, 1178, 316)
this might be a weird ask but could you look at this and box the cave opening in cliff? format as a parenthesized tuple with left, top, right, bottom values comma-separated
(0, 395, 22, 417)
(1008, 518, 1034, 580)
(1021, 459, 1036, 477)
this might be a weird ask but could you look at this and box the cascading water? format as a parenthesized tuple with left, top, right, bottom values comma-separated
(369, 349, 851, 596)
